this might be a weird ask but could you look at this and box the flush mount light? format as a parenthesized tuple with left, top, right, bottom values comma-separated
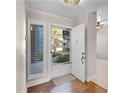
(64, 0, 80, 6)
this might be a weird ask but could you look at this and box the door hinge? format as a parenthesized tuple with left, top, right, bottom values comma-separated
(25, 35, 27, 41)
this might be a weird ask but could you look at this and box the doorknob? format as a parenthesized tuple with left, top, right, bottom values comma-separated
(81, 55, 86, 64)
(81, 56, 84, 64)
(82, 52, 85, 55)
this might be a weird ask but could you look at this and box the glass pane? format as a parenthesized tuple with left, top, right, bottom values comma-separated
(30, 24, 43, 75)
(51, 28, 70, 63)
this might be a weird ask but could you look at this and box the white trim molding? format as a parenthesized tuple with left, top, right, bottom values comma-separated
(27, 77, 51, 87)
(22, 86, 27, 93)
(86, 75, 96, 82)
(28, 9, 74, 22)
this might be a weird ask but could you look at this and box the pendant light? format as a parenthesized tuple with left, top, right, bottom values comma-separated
(64, 0, 80, 6)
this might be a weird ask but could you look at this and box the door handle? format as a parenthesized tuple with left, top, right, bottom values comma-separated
(81, 56, 86, 64)
(81, 56, 84, 64)
(82, 52, 85, 55)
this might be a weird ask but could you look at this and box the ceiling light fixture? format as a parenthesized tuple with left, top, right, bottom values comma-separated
(64, 0, 80, 6)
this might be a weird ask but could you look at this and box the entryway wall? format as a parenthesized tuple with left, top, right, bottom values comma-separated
(97, 4, 108, 60)
(95, 24, 108, 89)
(95, 4, 108, 89)
(97, 27, 108, 60)
(26, 9, 74, 87)
(26, 8, 97, 87)
(16, 0, 27, 93)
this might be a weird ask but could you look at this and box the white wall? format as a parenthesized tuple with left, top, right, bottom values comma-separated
(95, 5, 108, 88)
(27, 8, 97, 84)
(74, 13, 88, 26)
(51, 64, 72, 79)
(27, 9, 74, 87)
(86, 13, 97, 81)
(97, 4, 108, 60)
(16, 0, 26, 93)
(27, 9, 74, 27)
(97, 4, 108, 22)
(97, 27, 108, 60)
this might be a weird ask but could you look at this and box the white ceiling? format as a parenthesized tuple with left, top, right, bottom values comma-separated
(26, 0, 108, 19)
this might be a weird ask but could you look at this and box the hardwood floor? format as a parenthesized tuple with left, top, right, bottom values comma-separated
(28, 79, 107, 93)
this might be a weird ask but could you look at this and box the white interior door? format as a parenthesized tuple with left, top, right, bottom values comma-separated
(72, 24, 85, 82)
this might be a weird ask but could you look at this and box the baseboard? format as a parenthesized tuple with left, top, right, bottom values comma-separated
(52, 73, 72, 80)
(20, 85, 27, 93)
(27, 77, 51, 87)
(51, 64, 72, 79)
(23, 87, 27, 93)
(86, 75, 96, 82)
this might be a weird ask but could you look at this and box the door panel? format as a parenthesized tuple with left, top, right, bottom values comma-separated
(30, 24, 43, 75)
(27, 19, 47, 80)
(72, 24, 85, 82)
(51, 26, 71, 64)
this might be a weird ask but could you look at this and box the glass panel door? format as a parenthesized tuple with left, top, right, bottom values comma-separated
(27, 19, 46, 80)
(30, 24, 43, 75)
(51, 26, 71, 64)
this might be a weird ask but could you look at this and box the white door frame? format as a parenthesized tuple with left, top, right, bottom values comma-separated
(27, 18, 47, 80)
(48, 23, 72, 79)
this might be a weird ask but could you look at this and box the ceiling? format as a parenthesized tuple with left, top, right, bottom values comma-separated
(26, 0, 108, 19)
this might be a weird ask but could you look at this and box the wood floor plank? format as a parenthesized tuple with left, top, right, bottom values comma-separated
(28, 79, 107, 93)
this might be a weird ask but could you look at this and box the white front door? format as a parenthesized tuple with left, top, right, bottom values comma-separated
(72, 24, 85, 82)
